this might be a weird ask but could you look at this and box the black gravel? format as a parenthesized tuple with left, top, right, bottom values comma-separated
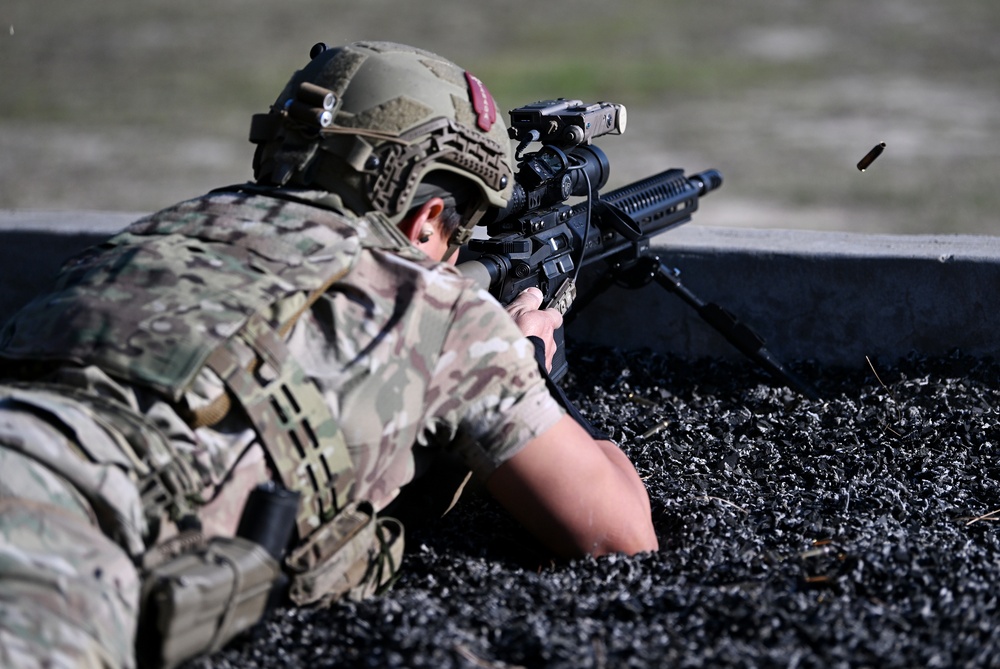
(188, 344, 1000, 669)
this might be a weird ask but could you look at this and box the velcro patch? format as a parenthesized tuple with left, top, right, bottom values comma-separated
(465, 71, 497, 132)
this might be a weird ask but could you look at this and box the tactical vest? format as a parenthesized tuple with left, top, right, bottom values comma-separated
(0, 189, 415, 614)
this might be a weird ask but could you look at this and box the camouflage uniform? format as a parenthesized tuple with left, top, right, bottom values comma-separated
(0, 190, 565, 668)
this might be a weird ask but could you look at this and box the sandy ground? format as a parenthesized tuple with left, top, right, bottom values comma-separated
(2, 0, 999, 235)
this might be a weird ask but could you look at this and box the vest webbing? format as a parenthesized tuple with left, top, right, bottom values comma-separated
(0, 191, 412, 538)
(204, 311, 353, 537)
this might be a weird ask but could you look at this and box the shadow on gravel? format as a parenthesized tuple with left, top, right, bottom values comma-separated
(0, 231, 108, 318)
(189, 344, 1000, 669)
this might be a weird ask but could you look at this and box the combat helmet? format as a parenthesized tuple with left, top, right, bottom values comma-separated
(250, 41, 513, 247)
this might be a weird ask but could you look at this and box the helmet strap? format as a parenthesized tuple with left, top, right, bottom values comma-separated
(442, 200, 489, 262)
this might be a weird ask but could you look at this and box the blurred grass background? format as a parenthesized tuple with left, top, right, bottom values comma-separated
(1, 0, 998, 234)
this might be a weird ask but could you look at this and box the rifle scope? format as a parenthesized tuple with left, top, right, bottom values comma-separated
(488, 144, 611, 225)
(460, 165, 724, 296)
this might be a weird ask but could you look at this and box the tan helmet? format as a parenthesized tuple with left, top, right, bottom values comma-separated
(250, 41, 513, 234)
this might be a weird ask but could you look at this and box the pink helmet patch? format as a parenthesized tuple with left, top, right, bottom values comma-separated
(465, 71, 497, 132)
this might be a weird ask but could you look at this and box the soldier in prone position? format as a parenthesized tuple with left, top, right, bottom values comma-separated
(0, 41, 658, 669)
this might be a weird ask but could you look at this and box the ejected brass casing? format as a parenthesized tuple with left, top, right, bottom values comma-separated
(857, 142, 886, 172)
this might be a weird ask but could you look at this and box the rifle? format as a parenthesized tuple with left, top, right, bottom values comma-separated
(458, 99, 818, 400)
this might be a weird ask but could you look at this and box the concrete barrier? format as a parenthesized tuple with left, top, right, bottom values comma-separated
(0, 211, 141, 321)
(571, 226, 1000, 368)
(2, 211, 997, 369)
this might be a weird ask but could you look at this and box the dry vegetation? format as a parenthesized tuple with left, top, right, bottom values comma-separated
(2, 0, 999, 234)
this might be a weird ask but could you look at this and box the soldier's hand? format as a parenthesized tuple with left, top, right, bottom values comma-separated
(505, 287, 563, 372)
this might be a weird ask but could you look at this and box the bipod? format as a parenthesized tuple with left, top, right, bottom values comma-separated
(572, 254, 820, 401)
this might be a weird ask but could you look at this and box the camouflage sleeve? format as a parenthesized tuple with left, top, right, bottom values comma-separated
(421, 283, 566, 481)
(0, 396, 143, 668)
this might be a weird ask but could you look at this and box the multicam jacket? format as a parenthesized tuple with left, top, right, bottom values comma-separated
(0, 188, 567, 667)
(0, 188, 565, 544)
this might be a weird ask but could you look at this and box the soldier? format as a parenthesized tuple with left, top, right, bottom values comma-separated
(0, 41, 657, 668)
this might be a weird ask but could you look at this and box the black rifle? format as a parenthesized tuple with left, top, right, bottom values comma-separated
(458, 99, 818, 400)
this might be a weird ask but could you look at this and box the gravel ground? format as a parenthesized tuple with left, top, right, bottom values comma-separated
(187, 343, 1000, 669)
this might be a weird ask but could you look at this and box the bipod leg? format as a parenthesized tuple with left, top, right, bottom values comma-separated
(637, 256, 819, 400)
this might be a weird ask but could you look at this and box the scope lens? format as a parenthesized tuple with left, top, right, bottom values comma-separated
(566, 145, 611, 195)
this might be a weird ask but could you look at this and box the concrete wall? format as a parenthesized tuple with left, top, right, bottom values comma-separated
(0, 211, 140, 322)
(2, 211, 998, 370)
(570, 227, 1000, 369)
